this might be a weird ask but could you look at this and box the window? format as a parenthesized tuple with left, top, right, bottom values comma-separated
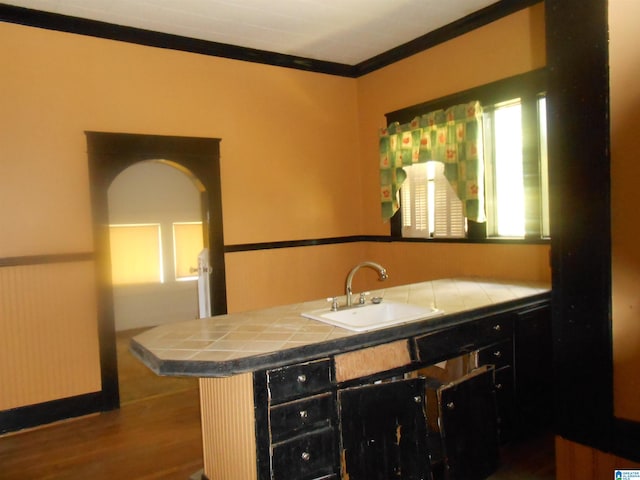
(391, 70, 549, 241)
(173, 222, 203, 281)
(109, 221, 204, 285)
(109, 224, 163, 284)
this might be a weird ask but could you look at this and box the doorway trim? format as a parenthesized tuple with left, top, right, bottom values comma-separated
(86, 132, 227, 410)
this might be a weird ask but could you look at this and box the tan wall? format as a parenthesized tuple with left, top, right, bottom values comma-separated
(0, 5, 550, 411)
(610, 0, 640, 423)
(227, 242, 550, 313)
(0, 21, 360, 409)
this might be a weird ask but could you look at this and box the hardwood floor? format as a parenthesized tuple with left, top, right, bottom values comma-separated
(116, 328, 198, 405)
(0, 329, 202, 480)
(0, 328, 555, 479)
(491, 431, 556, 480)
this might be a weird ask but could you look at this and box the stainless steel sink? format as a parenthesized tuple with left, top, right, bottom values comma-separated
(301, 301, 443, 332)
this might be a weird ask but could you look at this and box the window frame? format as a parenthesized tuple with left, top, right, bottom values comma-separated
(386, 68, 549, 245)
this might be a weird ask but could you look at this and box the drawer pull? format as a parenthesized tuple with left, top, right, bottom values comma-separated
(446, 401, 455, 410)
(301, 451, 311, 462)
(299, 410, 308, 419)
(493, 324, 502, 332)
(493, 350, 502, 358)
(495, 383, 503, 390)
(297, 374, 307, 383)
(413, 396, 422, 404)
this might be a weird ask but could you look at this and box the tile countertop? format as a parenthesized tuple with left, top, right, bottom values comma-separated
(130, 277, 550, 378)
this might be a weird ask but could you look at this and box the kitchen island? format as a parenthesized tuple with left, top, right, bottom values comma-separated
(132, 277, 551, 480)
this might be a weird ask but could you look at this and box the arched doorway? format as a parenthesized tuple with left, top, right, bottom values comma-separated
(86, 132, 227, 409)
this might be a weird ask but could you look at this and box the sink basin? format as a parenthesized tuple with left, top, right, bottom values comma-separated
(301, 301, 443, 332)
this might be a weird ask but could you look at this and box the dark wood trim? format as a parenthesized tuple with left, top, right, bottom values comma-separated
(0, 1, 541, 78)
(386, 68, 547, 125)
(86, 132, 228, 413)
(613, 418, 640, 463)
(0, 252, 93, 267)
(0, 392, 103, 435)
(224, 236, 389, 253)
(224, 235, 549, 254)
(0, 3, 352, 77)
(546, 0, 614, 452)
(253, 371, 271, 480)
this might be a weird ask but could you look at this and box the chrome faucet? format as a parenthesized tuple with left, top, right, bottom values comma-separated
(345, 261, 388, 307)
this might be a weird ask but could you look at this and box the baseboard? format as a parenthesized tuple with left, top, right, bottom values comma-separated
(613, 417, 640, 463)
(0, 392, 105, 435)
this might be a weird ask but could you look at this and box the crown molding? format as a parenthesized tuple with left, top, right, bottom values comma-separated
(2, 0, 541, 78)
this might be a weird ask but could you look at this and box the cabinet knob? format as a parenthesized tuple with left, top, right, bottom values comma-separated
(301, 451, 311, 462)
(297, 374, 307, 383)
(299, 410, 308, 419)
(493, 324, 502, 331)
(493, 350, 502, 358)
(413, 396, 422, 404)
(446, 401, 455, 410)
(495, 383, 503, 390)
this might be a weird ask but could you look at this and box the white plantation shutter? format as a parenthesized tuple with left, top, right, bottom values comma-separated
(402, 163, 430, 237)
(402, 162, 466, 238)
(433, 163, 466, 238)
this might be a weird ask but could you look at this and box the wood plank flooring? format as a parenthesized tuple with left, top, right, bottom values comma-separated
(0, 328, 555, 479)
(0, 329, 202, 480)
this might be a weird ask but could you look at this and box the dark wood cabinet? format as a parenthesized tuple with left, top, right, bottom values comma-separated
(514, 304, 553, 436)
(263, 359, 339, 480)
(252, 299, 551, 480)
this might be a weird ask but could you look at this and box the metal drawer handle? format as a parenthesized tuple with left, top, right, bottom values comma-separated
(493, 324, 502, 331)
(301, 451, 311, 462)
(493, 350, 502, 358)
(299, 410, 308, 419)
(413, 396, 422, 404)
(446, 401, 455, 410)
(495, 383, 503, 390)
(297, 374, 307, 383)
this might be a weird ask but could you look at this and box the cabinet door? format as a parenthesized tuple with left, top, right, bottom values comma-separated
(438, 366, 499, 480)
(339, 378, 431, 480)
(514, 305, 552, 435)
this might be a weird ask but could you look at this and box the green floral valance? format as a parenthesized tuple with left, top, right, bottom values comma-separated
(379, 101, 486, 223)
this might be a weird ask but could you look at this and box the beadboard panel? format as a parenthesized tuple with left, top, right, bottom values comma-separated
(199, 374, 257, 480)
(0, 261, 102, 410)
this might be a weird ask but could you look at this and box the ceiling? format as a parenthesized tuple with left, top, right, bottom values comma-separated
(2, 0, 500, 65)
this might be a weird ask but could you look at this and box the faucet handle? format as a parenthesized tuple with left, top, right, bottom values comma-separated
(358, 291, 370, 305)
(327, 297, 340, 311)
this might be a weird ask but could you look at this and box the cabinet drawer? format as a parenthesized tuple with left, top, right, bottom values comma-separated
(476, 340, 513, 370)
(268, 359, 332, 404)
(477, 314, 513, 343)
(414, 322, 477, 364)
(271, 427, 337, 480)
(270, 393, 334, 443)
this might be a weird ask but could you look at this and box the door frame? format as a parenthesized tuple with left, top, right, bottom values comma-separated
(86, 132, 227, 410)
